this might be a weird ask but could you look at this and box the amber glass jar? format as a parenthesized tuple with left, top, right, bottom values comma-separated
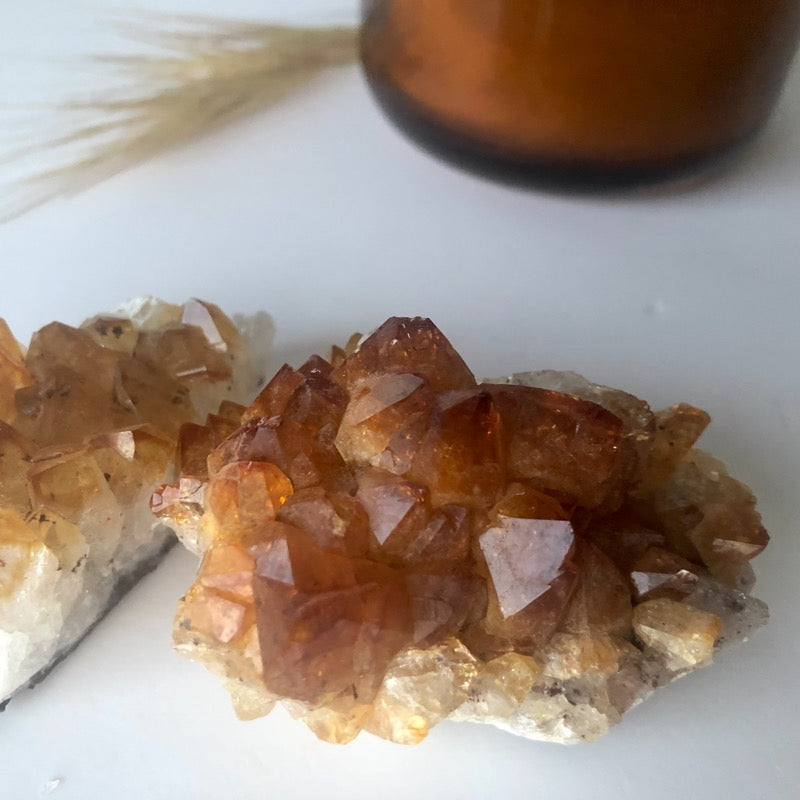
(360, 1, 800, 188)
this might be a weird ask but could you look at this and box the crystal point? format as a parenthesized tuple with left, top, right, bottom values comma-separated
(479, 518, 574, 618)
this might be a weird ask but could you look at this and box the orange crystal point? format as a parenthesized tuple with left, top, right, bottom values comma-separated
(629, 546, 700, 601)
(252, 525, 412, 705)
(331, 317, 476, 391)
(242, 364, 305, 423)
(205, 461, 294, 542)
(479, 518, 575, 619)
(636, 403, 711, 493)
(335, 371, 434, 474)
(408, 389, 504, 508)
(277, 486, 371, 557)
(168, 316, 770, 744)
(558, 539, 632, 638)
(0, 319, 33, 422)
(487, 384, 630, 510)
(647, 450, 769, 584)
(215, 357, 351, 493)
(355, 467, 430, 552)
(180, 299, 242, 355)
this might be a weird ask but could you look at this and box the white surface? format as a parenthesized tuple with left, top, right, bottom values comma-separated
(2, 2, 800, 799)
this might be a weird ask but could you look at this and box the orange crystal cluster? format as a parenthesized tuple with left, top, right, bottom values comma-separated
(162, 317, 769, 744)
(0, 298, 266, 704)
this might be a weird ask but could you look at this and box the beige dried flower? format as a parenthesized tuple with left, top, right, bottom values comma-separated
(1, 14, 357, 221)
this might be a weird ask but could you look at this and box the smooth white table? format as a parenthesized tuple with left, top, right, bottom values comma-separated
(2, 3, 799, 799)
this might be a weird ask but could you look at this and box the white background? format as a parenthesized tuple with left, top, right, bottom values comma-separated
(1, 2, 799, 798)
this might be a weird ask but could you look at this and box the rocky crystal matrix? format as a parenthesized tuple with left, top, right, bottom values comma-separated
(0, 298, 270, 705)
(159, 318, 769, 744)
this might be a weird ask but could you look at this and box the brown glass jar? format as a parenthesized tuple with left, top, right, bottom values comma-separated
(360, 1, 800, 189)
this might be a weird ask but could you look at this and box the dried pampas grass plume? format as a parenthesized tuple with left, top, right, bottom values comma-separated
(1, 15, 358, 221)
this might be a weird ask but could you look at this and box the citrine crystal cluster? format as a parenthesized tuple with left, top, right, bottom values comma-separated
(159, 317, 769, 744)
(0, 298, 270, 705)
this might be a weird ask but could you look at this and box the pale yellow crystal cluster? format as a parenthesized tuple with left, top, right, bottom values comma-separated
(0, 298, 269, 705)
